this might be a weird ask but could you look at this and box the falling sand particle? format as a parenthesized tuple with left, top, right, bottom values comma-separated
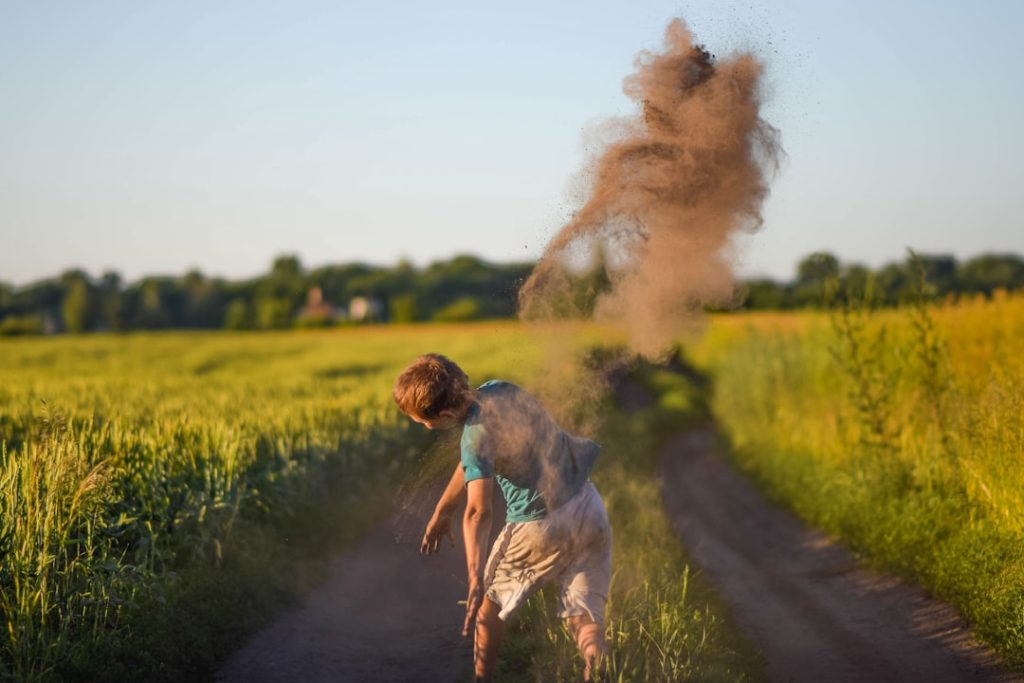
(519, 18, 783, 358)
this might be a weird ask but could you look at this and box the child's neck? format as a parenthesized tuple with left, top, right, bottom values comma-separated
(455, 391, 478, 422)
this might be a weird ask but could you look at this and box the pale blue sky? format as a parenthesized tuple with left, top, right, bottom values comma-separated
(1, 0, 1022, 285)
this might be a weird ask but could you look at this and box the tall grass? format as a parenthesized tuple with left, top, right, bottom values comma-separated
(0, 410, 110, 681)
(496, 359, 759, 682)
(0, 324, 757, 681)
(690, 293, 1024, 666)
(0, 324, 551, 681)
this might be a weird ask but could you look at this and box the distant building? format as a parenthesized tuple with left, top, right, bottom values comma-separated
(297, 286, 345, 325)
(349, 296, 384, 322)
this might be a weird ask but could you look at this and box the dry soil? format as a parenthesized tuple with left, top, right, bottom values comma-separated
(218, 425, 1020, 682)
(660, 425, 1020, 683)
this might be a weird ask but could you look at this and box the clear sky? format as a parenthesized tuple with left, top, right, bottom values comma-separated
(2, 0, 1022, 285)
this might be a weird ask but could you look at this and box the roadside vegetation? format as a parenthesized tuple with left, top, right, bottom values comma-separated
(689, 289, 1024, 668)
(0, 324, 551, 681)
(0, 324, 758, 681)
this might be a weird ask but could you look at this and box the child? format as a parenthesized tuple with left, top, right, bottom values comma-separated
(393, 353, 612, 682)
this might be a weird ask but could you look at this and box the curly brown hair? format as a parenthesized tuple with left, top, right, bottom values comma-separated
(392, 353, 470, 419)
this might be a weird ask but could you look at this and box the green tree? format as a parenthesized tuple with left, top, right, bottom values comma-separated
(796, 252, 840, 285)
(182, 270, 225, 328)
(61, 277, 91, 333)
(839, 264, 872, 302)
(256, 297, 292, 329)
(98, 271, 124, 331)
(908, 253, 957, 296)
(0, 281, 12, 312)
(793, 252, 840, 306)
(742, 278, 788, 309)
(389, 294, 419, 324)
(875, 263, 909, 305)
(224, 299, 254, 330)
(958, 253, 1024, 295)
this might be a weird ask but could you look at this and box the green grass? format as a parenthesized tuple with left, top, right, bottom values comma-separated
(0, 324, 549, 681)
(0, 325, 760, 681)
(689, 294, 1024, 668)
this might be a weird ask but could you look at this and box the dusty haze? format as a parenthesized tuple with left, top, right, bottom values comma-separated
(519, 18, 782, 357)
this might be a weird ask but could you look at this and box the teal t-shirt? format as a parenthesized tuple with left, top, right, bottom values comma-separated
(460, 380, 600, 523)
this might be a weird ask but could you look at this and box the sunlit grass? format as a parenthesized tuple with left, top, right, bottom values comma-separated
(0, 323, 551, 681)
(690, 293, 1024, 667)
(0, 323, 756, 681)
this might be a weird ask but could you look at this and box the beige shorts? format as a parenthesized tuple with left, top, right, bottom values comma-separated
(483, 482, 612, 625)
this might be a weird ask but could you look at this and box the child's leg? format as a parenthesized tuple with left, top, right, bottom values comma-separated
(565, 614, 605, 681)
(473, 597, 505, 682)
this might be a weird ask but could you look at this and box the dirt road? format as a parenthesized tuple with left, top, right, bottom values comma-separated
(218, 423, 1018, 682)
(660, 426, 1019, 683)
(217, 495, 473, 682)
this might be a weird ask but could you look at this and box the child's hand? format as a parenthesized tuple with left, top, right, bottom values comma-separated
(420, 512, 455, 554)
(462, 580, 484, 637)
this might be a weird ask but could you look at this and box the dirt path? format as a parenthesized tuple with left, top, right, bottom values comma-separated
(217, 422, 1018, 683)
(217, 494, 473, 682)
(660, 425, 1019, 683)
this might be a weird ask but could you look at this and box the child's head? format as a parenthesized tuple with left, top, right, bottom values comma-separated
(393, 353, 471, 429)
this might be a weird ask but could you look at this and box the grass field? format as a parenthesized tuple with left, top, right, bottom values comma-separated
(689, 292, 1024, 668)
(0, 323, 758, 681)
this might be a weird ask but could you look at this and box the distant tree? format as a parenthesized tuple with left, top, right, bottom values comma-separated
(417, 254, 531, 319)
(794, 252, 840, 306)
(796, 252, 840, 284)
(904, 253, 957, 297)
(12, 278, 67, 322)
(875, 263, 910, 305)
(136, 278, 177, 329)
(253, 255, 306, 326)
(182, 270, 225, 328)
(223, 299, 254, 330)
(0, 282, 13, 324)
(389, 294, 418, 324)
(742, 278, 788, 309)
(271, 254, 302, 281)
(958, 253, 1024, 295)
(840, 263, 870, 286)
(61, 276, 92, 333)
(98, 271, 124, 331)
(266, 255, 305, 299)
(256, 297, 292, 329)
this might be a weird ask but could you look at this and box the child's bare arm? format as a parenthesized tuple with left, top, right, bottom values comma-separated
(435, 462, 466, 516)
(462, 477, 493, 636)
(421, 463, 466, 554)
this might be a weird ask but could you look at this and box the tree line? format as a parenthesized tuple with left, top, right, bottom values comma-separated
(0, 255, 532, 335)
(1, 251, 1021, 335)
(741, 251, 1024, 309)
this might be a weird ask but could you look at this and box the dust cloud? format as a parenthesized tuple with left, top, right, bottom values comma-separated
(393, 17, 783, 531)
(519, 18, 782, 358)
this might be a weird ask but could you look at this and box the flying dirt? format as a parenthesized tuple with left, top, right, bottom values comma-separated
(519, 18, 782, 357)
